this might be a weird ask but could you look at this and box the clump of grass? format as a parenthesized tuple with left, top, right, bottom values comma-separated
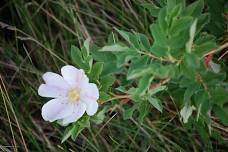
(0, 0, 227, 151)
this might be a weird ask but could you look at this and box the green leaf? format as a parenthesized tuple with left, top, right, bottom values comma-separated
(116, 86, 127, 93)
(115, 28, 131, 43)
(179, 77, 195, 88)
(157, 65, 171, 78)
(142, 3, 160, 17)
(148, 97, 162, 112)
(85, 55, 93, 72)
(108, 32, 118, 44)
(213, 106, 228, 126)
(186, 19, 197, 53)
(127, 65, 153, 80)
(193, 91, 210, 120)
(196, 119, 210, 143)
(90, 62, 104, 80)
(156, 64, 176, 78)
(196, 13, 210, 34)
(170, 16, 193, 33)
(71, 116, 90, 140)
(184, 53, 200, 69)
(155, 0, 166, 7)
(184, 0, 204, 17)
(92, 108, 106, 124)
(158, 7, 167, 32)
(99, 44, 130, 52)
(61, 126, 76, 143)
(138, 101, 150, 122)
(127, 55, 150, 78)
(203, 70, 225, 81)
(83, 38, 90, 57)
(91, 45, 116, 62)
(71, 45, 89, 70)
(205, 0, 227, 36)
(167, 4, 183, 25)
(150, 44, 167, 57)
(100, 75, 114, 91)
(61, 116, 91, 142)
(149, 85, 167, 95)
(128, 56, 149, 72)
(116, 51, 138, 67)
(167, 0, 177, 13)
(168, 32, 187, 50)
(211, 87, 228, 106)
(115, 28, 140, 49)
(180, 62, 196, 79)
(183, 83, 200, 103)
(136, 33, 151, 50)
(193, 41, 217, 57)
(135, 75, 154, 96)
(70, 125, 84, 141)
(71, 45, 83, 65)
(150, 24, 167, 46)
(99, 91, 111, 101)
(195, 33, 216, 45)
(123, 105, 137, 120)
(102, 62, 120, 75)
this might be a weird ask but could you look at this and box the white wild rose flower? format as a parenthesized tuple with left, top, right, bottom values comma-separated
(38, 65, 99, 126)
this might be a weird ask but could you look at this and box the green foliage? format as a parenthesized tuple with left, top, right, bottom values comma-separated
(148, 97, 162, 112)
(89, 62, 104, 81)
(135, 75, 154, 96)
(1, 0, 228, 151)
(62, 116, 90, 143)
(71, 45, 92, 71)
(205, 0, 228, 36)
(70, 0, 228, 147)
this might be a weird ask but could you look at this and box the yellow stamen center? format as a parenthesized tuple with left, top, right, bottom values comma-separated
(68, 89, 80, 103)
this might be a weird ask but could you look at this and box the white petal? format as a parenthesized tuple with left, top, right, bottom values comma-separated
(86, 101, 98, 116)
(61, 103, 86, 125)
(42, 72, 70, 90)
(61, 65, 88, 88)
(81, 83, 99, 116)
(38, 84, 68, 98)
(41, 98, 74, 122)
(81, 83, 99, 102)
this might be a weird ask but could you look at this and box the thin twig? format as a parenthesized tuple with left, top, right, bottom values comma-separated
(205, 42, 228, 57)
